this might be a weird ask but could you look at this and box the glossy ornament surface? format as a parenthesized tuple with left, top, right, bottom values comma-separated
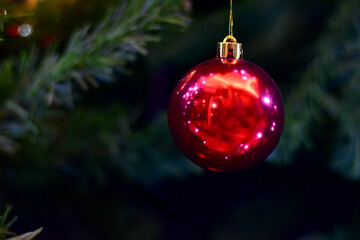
(168, 58, 284, 172)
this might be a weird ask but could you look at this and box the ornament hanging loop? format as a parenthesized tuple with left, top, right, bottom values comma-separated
(229, 0, 234, 37)
(217, 0, 243, 59)
(223, 35, 237, 43)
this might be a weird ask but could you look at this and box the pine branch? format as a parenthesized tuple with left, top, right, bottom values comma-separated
(270, 0, 360, 178)
(0, 206, 17, 240)
(23, 0, 189, 106)
(0, 206, 42, 240)
(0, 0, 190, 144)
(0, 0, 199, 184)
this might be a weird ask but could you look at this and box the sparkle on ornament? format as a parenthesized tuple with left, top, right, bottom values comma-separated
(241, 70, 245, 74)
(242, 76, 247, 80)
(257, 132, 263, 138)
(244, 145, 249, 150)
(263, 96, 271, 104)
(271, 122, 276, 131)
(19, 24, 33, 37)
(189, 70, 197, 77)
(212, 103, 217, 108)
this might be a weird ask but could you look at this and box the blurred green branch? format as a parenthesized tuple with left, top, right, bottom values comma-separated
(0, 206, 17, 240)
(271, 0, 360, 178)
(0, 206, 42, 240)
(0, 0, 200, 185)
(0, 0, 190, 142)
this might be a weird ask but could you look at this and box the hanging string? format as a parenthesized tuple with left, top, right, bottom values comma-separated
(223, 0, 236, 43)
(229, 0, 233, 37)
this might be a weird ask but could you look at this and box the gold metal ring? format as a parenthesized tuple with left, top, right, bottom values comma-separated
(223, 35, 237, 43)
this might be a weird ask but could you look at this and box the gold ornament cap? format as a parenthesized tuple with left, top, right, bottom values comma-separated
(217, 35, 243, 59)
(217, 0, 243, 59)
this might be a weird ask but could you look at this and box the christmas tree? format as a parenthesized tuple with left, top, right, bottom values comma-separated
(0, 0, 360, 239)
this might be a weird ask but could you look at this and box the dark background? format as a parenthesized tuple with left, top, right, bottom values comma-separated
(0, 0, 360, 239)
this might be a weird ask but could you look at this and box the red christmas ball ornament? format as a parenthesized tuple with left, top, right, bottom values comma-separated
(168, 57, 284, 172)
(168, 2, 284, 172)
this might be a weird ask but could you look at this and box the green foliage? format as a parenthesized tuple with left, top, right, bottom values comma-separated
(6, 228, 42, 240)
(0, 205, 42, 240)
(269, 0, 360, 179)
(0, 0, 199, 187)
(0, 206, 16, 240)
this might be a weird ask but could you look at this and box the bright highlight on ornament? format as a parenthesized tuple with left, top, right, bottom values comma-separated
(263, 96, 271, 104)
(167, 0, 284, 172)
(19, 24, 33, 37)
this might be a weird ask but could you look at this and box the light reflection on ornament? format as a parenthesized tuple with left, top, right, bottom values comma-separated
(263, 96, 271, 104)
